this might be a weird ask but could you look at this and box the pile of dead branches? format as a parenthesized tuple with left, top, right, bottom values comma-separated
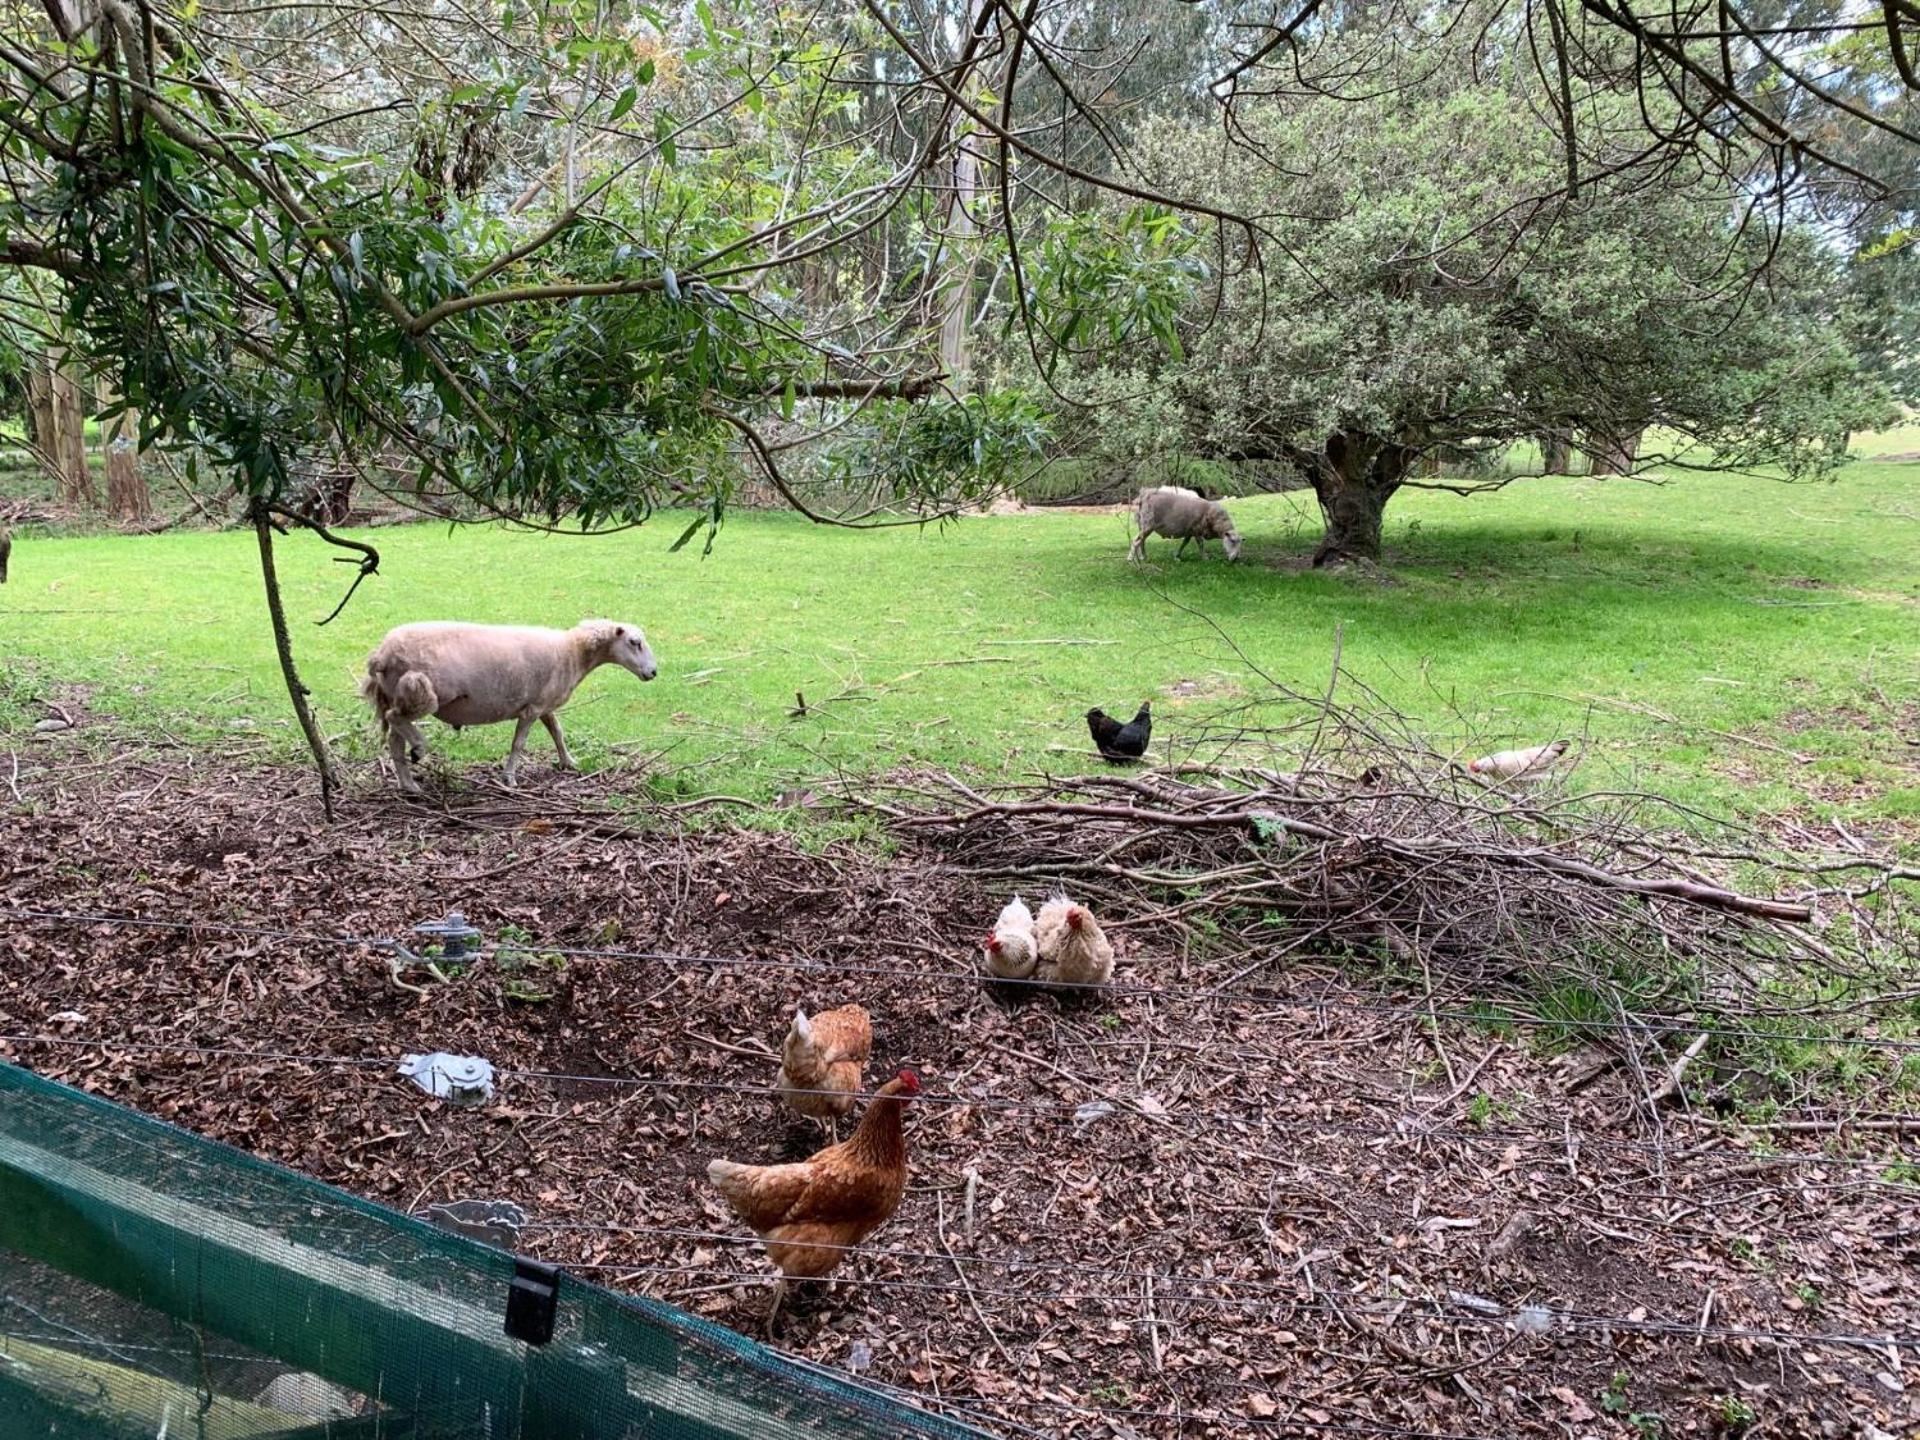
(850, 746, 1916, 1067)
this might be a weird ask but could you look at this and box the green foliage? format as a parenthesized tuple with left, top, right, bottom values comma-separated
(1021, 205, 1208, 372)
(1600, 1371, 1633, 1415)
(0, 6, 1046, 533)
(1841, 234, 1920, 406)
(824, 392, 1052, 501)
(493, 923, 567, 1002)
(1028, 32, 1896, 502)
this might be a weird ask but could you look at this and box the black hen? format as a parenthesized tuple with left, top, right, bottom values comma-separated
(1086, 702, 1152, 763)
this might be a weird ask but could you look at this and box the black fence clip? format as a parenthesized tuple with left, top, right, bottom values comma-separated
(506, 1257, 560, 1345)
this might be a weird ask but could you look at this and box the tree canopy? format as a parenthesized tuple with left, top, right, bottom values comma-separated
(0, 1, 1064, 533)
(1038, 31, 1899, 563)
(2, 0, 1911, 540)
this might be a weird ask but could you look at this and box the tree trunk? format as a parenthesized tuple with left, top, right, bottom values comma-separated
(24, 358, 52, 457)
(47, 352, 93, 507)
(307, 466, 355, 525)
(936, 0, 989, 383)
(98, 381, 149, 521)
(105, 418, 148, 520)
(936, 109, 980, 383)
(253, 505, 341, 820)
(1538, 429, 1572, 474)
(1586, 426, 1643, 476)
(1308, 431, 1413, 567)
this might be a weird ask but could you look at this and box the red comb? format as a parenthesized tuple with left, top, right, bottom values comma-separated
(986, 934, 1002, 952)
(1067, 907, 1084, 930)
(896, 1068, 922, 1095)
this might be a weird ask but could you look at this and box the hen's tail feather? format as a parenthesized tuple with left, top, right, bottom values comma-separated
(708, 1158, 747, 1186)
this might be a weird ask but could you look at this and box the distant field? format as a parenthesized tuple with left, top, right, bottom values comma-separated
(2, 429, 1915, 831)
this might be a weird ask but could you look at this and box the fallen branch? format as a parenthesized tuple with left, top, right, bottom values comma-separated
(896, 794, 1812, 922)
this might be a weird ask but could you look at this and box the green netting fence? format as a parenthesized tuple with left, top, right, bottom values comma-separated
(0, 1058, 987, 1440)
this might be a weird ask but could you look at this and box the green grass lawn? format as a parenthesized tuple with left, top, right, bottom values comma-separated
(3, 431, 1916, 832)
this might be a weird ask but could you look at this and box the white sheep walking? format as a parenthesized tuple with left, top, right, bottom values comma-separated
(1128, 486, 1242, 562)
(360, 619, 657, 793)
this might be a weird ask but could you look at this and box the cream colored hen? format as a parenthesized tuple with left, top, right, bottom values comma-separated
(1034, 894, 1115, 989)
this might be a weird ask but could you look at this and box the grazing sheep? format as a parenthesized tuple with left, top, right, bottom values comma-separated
(1128, 486, 1241, 563)
(0, 526, 11, 583)
(360, 619, 656, 792)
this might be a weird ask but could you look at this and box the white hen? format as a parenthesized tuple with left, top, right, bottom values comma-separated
(1467, 739, 1570, 782)
(985, 894, 1038, 979)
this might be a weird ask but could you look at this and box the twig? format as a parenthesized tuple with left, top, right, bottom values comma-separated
(687, 1031, 779, 1060)
(935, 1192, 1018, 1372)
(1650, 1032, 1711, 1107)
(265, 503, 380, 627)
(978, 638, 1118, 647)
(1740, 1117, 1920, 1135)
(1144, 1272, 1165, 1373)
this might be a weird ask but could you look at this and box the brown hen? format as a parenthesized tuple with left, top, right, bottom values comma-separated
(707, 1069, 920, 1331)
(776, 1003, 872, 1136)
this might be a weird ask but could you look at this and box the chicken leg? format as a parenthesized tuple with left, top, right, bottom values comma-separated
(765, 1278, 789, 1337)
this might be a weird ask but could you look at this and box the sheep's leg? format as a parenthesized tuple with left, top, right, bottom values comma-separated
(1176, 535, 1193, 559)
(541, 713, 577, 771)
(387, 726, 422, 795)
(393, 716, 428, 766)
(503, 716, 537, 787)
(1127, 530, 1147, 563)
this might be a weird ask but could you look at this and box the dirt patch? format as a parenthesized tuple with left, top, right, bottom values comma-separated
(1027, 500, 1133, 516)
(1255, 549, 1319, 575)
(1163, 675, 1242, 704)
(1, 738, 1915, 1439)
(0, 677, 96, 734)
(1779, 702, 1919, 742)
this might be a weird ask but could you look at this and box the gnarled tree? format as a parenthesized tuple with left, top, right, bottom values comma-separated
(1053, 61, 1896, 564)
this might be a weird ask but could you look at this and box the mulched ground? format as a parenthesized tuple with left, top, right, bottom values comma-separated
(2, 731, 1916, 1440)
